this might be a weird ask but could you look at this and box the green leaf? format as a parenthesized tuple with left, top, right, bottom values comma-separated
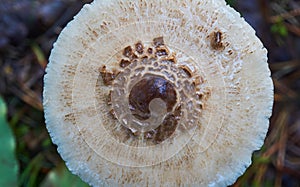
(270, 19, 288, 37)
(255, 156, 270, 164)
(41, 162, 89, 187)
(0, 97, 19, 187)
(19, 153, 44, 187)
(225, 0, 236, 6)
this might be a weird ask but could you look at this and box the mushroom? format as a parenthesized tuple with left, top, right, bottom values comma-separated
(43, 0, 273, 186)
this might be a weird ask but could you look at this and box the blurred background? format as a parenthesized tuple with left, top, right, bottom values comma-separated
(0, 0, 299, 186)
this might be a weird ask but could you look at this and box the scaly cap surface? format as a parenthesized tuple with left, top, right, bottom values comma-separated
(43, 0, 273, 186)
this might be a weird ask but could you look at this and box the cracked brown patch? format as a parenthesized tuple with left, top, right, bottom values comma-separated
(155, 47, 169, 57)
(153, 36, 164, 47)
(101, 36, 205, 145)
(123, 46, 133, 57)
(135, 42, 144, 54)
(179, 65, 193, 78)
(120, 59, 131, 68)
(99, 66, 119, 86)
(147, 47, 153, 54)
(210, 31, 225, 50)
(109, 109, 117, 119)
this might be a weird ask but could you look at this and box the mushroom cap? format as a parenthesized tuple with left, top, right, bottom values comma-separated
(43, 0, 273, 186)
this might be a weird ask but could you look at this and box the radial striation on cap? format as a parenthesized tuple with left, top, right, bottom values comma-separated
(43, 0, 274, 186)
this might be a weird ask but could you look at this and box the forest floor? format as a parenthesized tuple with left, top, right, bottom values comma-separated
(0, 0, 299, 186)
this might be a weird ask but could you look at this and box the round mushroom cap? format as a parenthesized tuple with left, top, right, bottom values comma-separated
(43, 0, 274, 186)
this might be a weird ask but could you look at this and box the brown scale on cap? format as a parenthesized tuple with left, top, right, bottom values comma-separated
(120, 59, 131, 68)
(107, 90, 112, 105)
(155, 47, 169, 57)
(167, 53, 177, 63)
(120, 43, 144, 68)
(99, 66, 119, 86)
(160, 52, 177, 64)
(135, 42, 144, 54)
(197, 93, 204, 100)
(179, 65, 193, 78)
(210, 31, 225, 50)
(147, 47, 153, 54)
(123, 46, 138, 60)
(199, 103, 204, 110)
(123, 46, 133, 57)
(153, 36, 164, 47)
(109, 109, 117, 119)
(193, 76, 204, 87)
(131, 53, 138, 60)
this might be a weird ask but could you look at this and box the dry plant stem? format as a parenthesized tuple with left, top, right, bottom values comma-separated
(270, 60, 299, 72)
(253, 164, 268, 186)
(273, 79, 297, 99)
(263, 142, 280, 158)
(289, 121, 300, 143)
(287, 68, 300, 82)
(274, 93, 284, 102)
(284, 23, 300, 36)
(271, 60, 300, 79)
(31, 43, 47, 69)
(9, 86, 43, 110)
(270, 3, 299, 26)
(275, 171, 282, 187)
(276, 110, 288, 171)
(258, 91, 288, 186)
(274, 109, 289, 187)
(268, 3, 300, 36)
(269, 8, 300, 23)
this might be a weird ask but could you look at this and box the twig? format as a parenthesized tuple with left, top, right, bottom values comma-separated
(270, 8, 300, 23)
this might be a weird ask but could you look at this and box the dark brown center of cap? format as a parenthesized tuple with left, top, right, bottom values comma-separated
(129, 76, 177, 121)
